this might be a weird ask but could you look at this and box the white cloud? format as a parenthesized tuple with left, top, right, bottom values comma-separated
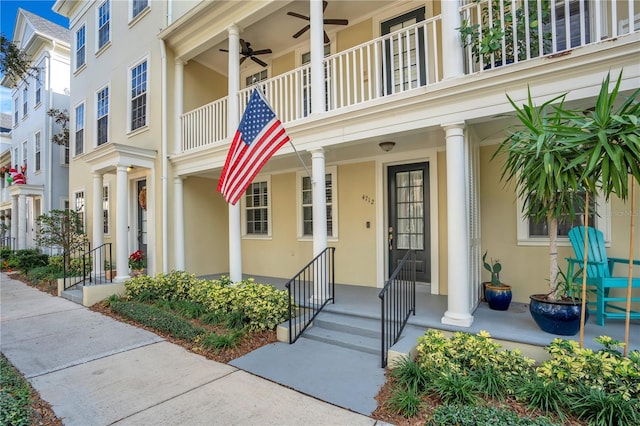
(0, 86, 13, 115)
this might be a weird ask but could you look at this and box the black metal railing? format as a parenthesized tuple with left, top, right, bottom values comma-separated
(0, 237, 16, 250)
(379, 250, 416, 368)
(63, 242, 90, 290)
(285, 247, 335, 343)
(83, 243, 114, 285)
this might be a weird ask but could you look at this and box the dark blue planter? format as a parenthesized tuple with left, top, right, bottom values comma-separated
(485, 284, 512, 311)
(529, 294, 588, 336)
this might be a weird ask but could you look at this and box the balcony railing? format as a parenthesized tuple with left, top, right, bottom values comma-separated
(461, 0, 638, 72)
(180, 0, 638, 153)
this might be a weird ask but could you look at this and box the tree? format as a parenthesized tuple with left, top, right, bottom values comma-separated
(0, 34, 38, 84)
(35, 210, 89, 270)
(47, 108, 69, 147)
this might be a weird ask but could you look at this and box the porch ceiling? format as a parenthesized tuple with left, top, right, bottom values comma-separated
(163, 0, 395, 75)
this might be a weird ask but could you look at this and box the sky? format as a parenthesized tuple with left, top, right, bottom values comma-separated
(1, 0, 68, 114)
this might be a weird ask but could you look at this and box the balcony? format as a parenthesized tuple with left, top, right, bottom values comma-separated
(180, 0, 639, 153)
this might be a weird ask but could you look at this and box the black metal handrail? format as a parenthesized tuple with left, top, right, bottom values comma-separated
(83, 243, 114, 285)
(0, 237, 16, 250)
(379, 249, 416, 368)
(285, 247, 335, 343)
(63, 242, 91, 290)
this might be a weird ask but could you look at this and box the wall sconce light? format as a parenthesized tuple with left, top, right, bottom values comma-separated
(127, 165, 134, 172)
(378, 141, 396, 152)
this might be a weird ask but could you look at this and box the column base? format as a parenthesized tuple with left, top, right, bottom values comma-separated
(441, 311, 474, 327)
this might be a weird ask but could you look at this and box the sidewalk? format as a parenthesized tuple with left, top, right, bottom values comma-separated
(0, 273, 382, 426)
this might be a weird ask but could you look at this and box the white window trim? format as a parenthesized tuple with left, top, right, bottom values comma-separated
(516, 192, 611, 246)
(73, 189, 86, 232)
(34, 131, 41, 172)
(96, 0, 111, 54)
(21, 141, 27, 166)
(35, 68, 43, 107)
(127, 55, 149, 134)
(22, 87, 28, 119)
(103, 183, 110, 235)
(75, 22, 87, 73)
(74, 101, 85, 156)
(241, 175, 272, 239)
(129, 0, 151, 25)
(95, 83, 110, 146)
(296, 166, 338, 241)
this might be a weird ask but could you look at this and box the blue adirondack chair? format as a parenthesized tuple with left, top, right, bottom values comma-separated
(567, 226, 640, 326)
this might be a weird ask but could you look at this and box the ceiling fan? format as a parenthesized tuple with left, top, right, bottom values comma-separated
(219, 39, 272, 67)
(287, 1, 349, 44)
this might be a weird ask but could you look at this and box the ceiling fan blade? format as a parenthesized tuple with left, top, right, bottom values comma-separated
(323, 1, 328, 12)
(324, 31, 330, 44)
(293, 25, 310, 38)
(251, 49, 272, 55)
(251, 56, 268, 67)
(324, 19, 348, 25)
(239, 39, 248, 51)
(287, 11, 310, 20)
(219, 48, 229, 53)
(240, 56, 247, 65)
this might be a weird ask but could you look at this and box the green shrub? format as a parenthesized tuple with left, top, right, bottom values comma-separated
(125, 271, 204, 302)
(110, 300, 206, 341)
(567, 384, 640, 426)
(390, 356, 430, 392)
(430, 369, 480, 406)
(0, 247, 14, 261)
(198, 331, 242, 350)
(0, 355, 32, 426)
(427, 404, 559, 426)
(387, 383, 423, 418)
(12, 250, 48, 272)
(47, 255, 64, 272)
(518, 375, 566, 419)
(25, 266, 64, 284)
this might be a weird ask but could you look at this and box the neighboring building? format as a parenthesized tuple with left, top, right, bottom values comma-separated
(53, 0, 639, 326)
(0, 9, 71, 252)
(0, 113, 13, 244)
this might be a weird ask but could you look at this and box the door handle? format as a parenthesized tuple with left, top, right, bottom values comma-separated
(388, 226, 393, 251)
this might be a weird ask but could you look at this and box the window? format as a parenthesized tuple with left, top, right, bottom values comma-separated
(22, 141, 27, 166)
(14, 98, 18, 124)
(244, 180, 270, 236)
(130, 60, 147, 131)
(97, 1, 110, 50)
(301, 44, 331, 116)
(551, 1, 590, 51)
(35, 132, 41, 171)
(103, 185, 109, 234)
(245, 70, 268, 88)
(97, 87, 109, 145)
(74, 191, 85, 232)
(516, 191, 610, 245)
(63, 142, 69, 165)
(35, 69, 42, 105)
(75, 103, 85, 155)
(298, 167, 337, 238)
(76, 25, 86, 69)
(22, 87, 28, 116)
(132, 0, 148, 19)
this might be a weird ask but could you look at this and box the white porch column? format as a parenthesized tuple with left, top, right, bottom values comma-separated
(115, 166, 129, 281)
(17, 195, 26, 250)
(92, 173, 104, 273)
(10, 196, 18, 247)
(227, 24, 242, 282)
(441, 0, 464, 79)
(174, 176, 185, 270)
(311, 148, 327, 301)
(441, 123, 473, 327)
(310, 0, 325, 114)
(174, 59, 184, 154)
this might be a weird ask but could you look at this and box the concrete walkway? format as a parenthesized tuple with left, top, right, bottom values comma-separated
(0, 273, 383, 426)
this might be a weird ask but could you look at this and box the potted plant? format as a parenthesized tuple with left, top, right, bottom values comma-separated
(128, 249, 146, 276)
(494, 87, 586, 335)
(482, 251, 512, 310)
(104, 259, 116, 280)
(458, 0, 551, 68)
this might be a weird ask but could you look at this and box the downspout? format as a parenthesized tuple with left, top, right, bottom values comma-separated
(160, 39, 169, 273)
(46, 45, 54, 216)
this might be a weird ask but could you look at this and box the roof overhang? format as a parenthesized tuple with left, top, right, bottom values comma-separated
(82, 143, 157, 174)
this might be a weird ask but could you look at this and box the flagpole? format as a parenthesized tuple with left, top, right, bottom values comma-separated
(289, 140, 312, 179)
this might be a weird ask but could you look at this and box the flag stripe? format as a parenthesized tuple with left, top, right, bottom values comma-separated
(217, 89, 291, 205)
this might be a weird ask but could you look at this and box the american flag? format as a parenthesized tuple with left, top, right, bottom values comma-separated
(217, 89, 290, 205)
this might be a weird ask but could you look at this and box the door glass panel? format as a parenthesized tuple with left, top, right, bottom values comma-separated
(396, 169, 424, 250)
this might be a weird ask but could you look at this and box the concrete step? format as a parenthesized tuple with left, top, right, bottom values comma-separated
(61, 288, 83, 304)
(313, 312, 380, 339)
(302, 326, 380, 355)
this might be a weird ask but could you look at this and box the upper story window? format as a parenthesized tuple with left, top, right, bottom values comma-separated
(243, 179, 270, 236)
(97, 1, 111, 50)
(35, 132, 41, 171)
(245, 70, 268, 88)
(130, 59, 147, 131)
(14, 98, 18, 124)
(76, 25, 86, 70)
(22, 141, 27, 166)
(297, 167, 337, 238)
(74, 191, 85, 232)
(96, 86, 109, 145)
(22, 87, 28, 117)
(35, 69, 43, 105)
(132, 0, 148, 20)
(75, 103, 85, 155)
(516, 191, 610, 245)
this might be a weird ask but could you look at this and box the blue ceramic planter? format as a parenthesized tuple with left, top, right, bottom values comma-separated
(529, 294, 588, 336)
(485, 284, 512, 311)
